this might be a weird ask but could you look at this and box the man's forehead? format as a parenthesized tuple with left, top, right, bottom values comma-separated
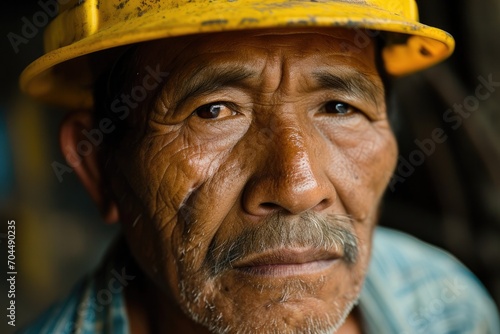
(129, 27, 383, 107)
(138, 27, 376, 62)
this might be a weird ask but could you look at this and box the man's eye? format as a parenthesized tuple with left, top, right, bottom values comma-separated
(193, 103, 232, 119)
(324, 101, 356, 115)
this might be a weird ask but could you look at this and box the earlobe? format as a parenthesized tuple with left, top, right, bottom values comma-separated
(59, 110, 120, 224)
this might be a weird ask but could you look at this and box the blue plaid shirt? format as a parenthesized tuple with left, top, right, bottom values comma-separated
(21, 228, 500, 334)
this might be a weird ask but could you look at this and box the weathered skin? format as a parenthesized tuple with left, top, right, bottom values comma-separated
(61, 28, 398, 333)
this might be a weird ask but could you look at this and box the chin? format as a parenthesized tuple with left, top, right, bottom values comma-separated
(177, 265, 363, 334)
(184, 291, 359, 334)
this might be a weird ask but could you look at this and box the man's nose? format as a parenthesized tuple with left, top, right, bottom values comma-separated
(242, 120, 336, 217)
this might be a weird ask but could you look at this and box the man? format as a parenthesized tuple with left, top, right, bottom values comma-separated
(20, 0, 499, 333)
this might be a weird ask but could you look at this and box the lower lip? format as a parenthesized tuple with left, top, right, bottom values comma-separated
(236, 259, 338, 277)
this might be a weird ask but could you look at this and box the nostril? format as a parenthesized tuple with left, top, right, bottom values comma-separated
(244, 201, 283, 217)
(260, 202, 280, 210)
(313, 198, 332, 211)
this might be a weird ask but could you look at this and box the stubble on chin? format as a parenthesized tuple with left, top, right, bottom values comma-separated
(173, 212, 369, 334)
(176, 261, 366, 334)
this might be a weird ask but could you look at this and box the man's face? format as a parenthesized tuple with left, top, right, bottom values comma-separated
(111, 28, 397, 333)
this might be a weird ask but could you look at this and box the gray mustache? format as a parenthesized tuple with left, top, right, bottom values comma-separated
(205, 211, 358, 276)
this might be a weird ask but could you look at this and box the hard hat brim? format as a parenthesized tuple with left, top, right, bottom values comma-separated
(20, 0, 455, 109)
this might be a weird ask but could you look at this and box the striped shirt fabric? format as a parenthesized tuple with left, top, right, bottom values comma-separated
(20, 227, 500, 334)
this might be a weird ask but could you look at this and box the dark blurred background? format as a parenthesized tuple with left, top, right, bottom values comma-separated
(1, 1, 499, 333)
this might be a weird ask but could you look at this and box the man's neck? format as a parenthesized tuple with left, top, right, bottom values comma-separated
(338, 309, 363, 334)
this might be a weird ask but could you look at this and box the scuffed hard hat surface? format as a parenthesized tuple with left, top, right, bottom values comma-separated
(46, 0, 417, 52)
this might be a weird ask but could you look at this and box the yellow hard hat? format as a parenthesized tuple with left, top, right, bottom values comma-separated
(20, 0, 455, 109)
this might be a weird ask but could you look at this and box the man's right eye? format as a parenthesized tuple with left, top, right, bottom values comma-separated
(324, 101, 358, 115)
(193, 103, 233, 119)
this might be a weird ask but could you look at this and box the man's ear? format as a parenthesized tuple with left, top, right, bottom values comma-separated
(59, 110, 119, 224)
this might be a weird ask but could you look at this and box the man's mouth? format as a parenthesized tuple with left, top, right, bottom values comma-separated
(232, 248, 340, 277)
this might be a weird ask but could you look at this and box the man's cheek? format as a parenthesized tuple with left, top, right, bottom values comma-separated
(130, 139, 212, 209)
(371, 131, 399, 189)
(335, 132, 396, 220)
(352, 129, 397, 187)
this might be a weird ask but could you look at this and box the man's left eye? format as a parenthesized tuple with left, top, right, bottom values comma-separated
(324, 101, 357, 115)
(192, 102, 233, 119)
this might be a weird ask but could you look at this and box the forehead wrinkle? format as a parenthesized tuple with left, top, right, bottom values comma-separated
(252, 51, 293, 100)
(250, 47, 378, 101)
(149, 30, 379, 111)
(251, 30, 373, 51)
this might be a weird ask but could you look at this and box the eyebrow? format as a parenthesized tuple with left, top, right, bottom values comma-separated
(171, 64, 257, 108)
(312, 70, 383, 105)
(166, 64, 383, 111)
